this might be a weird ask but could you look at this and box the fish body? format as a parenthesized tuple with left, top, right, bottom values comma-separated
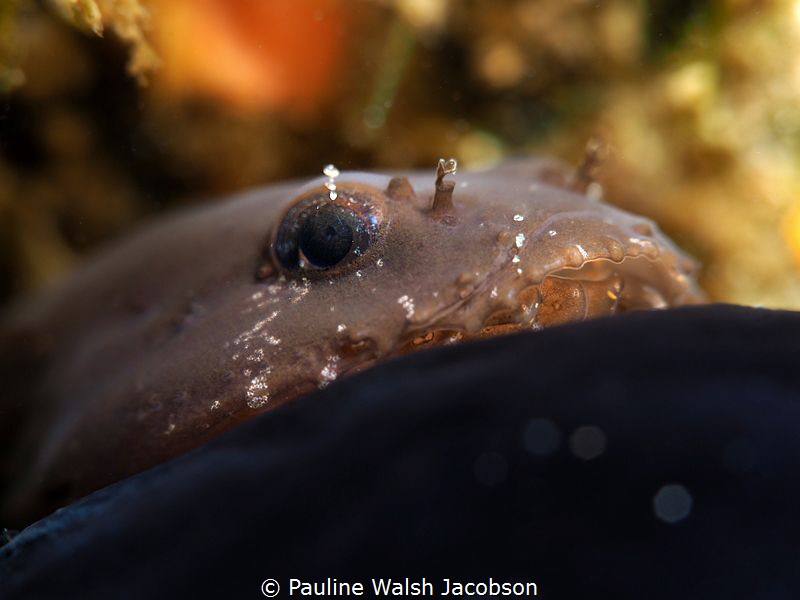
(0, 159, 702, 525)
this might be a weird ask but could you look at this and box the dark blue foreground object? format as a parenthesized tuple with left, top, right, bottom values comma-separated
(2, 305, 800, 599)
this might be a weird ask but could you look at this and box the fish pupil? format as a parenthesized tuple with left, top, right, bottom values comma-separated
(298, 206, 354, 268)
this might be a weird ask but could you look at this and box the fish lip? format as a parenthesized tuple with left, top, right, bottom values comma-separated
(396, 250, 542, 347)
(394, 247, 703, 354)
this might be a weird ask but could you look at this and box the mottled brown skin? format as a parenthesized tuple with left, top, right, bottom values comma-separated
(0, 159, 702, 526)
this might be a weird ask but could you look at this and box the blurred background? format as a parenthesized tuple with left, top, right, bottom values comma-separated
(1, 0, 800, 309)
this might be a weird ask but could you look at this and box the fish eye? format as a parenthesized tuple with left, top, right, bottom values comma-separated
(272, 186, 385, 273)
(297, 205, 354, 268)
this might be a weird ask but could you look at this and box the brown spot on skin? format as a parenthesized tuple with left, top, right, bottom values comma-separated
(456, 272, 476, 299)
(457, 272, 475, 286)
(639, 239, 660, 259)
(681, 257, 697, 274)
(255, 262, 275, 280)
(525, 266, 546, 283)
(386, 176, 416, 203)
(412, 331, 435, 345)
(0, 159, 704, 526)
(564, 246, 585, 268)
(606, 239, 626, 262)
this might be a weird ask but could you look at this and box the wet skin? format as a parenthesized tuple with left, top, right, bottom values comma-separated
(0, 159, 702, 525)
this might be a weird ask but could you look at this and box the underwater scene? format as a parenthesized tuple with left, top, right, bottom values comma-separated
(3, 2, 800, 599)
